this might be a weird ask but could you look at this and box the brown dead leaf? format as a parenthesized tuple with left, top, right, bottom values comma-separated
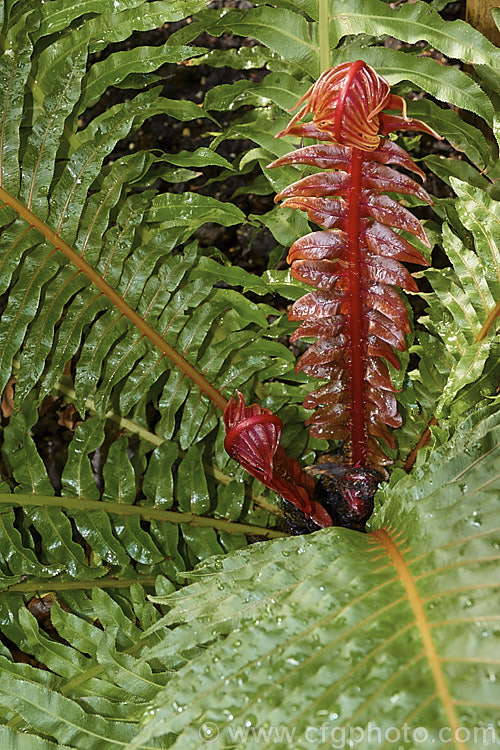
(1, 376, 16, 418)
(57, 402, 83, 431)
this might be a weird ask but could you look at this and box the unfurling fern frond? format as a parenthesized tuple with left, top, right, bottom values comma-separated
(268, 61, 439, 472)
(223, 391, 331, 528)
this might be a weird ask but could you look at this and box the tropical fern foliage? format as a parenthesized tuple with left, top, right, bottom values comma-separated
(0, 0, 498, 748)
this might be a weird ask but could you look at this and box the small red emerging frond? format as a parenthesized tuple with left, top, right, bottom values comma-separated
(269, 61, 439, 474)
(223, 392, 332, 528)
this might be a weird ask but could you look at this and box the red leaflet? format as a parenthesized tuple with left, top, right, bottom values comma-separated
(362, 163, 431, 202)
(287, 230, 347, 264)
(366, 140, 426, 179)
(223, 392, 332, 528)
(268, 60, 439, 474)
(364, 223, 429, 266)
(363, 192, 431, 244)
(269, 144, 350, 171)
(276, 171, 350, 201)
(379, 113, 440, 139)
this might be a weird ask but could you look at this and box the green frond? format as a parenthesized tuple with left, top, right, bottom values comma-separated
(396, 182, 500, 464)
(126, 402, 500, 749)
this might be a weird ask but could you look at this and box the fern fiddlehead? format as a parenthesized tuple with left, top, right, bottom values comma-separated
(224, 392, 332, 529)
(225, 61, 440, 530)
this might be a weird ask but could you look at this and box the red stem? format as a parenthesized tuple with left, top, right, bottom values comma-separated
(334, 60, 365, 144)
(347, 147, 366, 465)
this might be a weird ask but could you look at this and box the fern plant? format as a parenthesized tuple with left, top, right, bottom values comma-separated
(0, 1, 498, 748)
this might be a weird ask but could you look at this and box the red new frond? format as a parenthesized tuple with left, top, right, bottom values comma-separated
(269, 60, 439, 476)
(223, 392, 332, 528)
